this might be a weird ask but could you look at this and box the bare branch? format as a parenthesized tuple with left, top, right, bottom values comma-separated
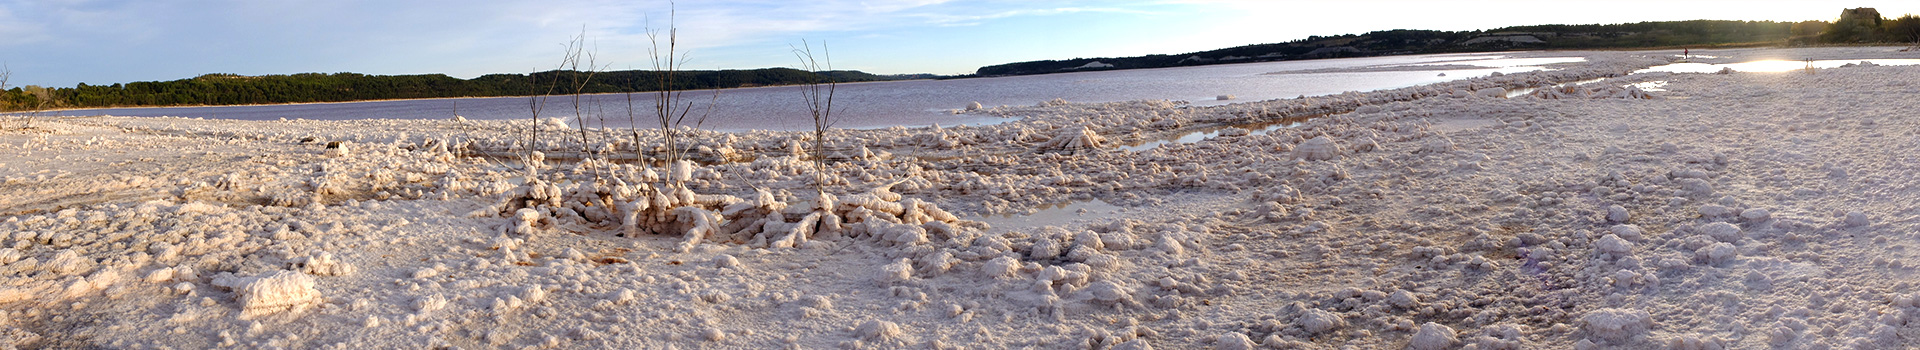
(792, 40, 839, 194)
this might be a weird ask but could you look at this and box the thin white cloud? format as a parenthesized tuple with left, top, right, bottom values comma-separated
(911, 7, 1157, 26)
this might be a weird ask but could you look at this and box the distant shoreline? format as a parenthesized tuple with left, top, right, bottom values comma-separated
(18, 79, 917, 115)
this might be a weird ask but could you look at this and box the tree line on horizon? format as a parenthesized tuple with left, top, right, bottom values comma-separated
(0, 68, 893, 111)
(976, 10, 1920, 76)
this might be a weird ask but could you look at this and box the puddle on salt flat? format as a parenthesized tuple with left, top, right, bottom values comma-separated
(1504, 77, 1608, 98)
(1628, 81, 1669, 92)
(1118, 119, 1304, 152)
(975, 199, 1124, 233)
(1636, 59, 1920, 74)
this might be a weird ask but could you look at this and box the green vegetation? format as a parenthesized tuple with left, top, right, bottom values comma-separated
(0, 68, 895, 111)
(977, 9, 1920, 77)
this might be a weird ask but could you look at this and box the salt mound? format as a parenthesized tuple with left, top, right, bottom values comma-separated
(45, 249, 92, 276)
(1038, 126, 1107, 151)
(1475, 87, 1508, 99)
(1215, 332, 1256, 350)
(1698, 205, 1729, 217)
(1606, 205, 1629, 223)
(237, 270, 322, 319)
(1292, 136, 1342, 161)
(1113, 339, 1154, 350)
(1595, 234, 1633, 256)
(1580, 308, 1651, 342)
(1300, 309, 1346, 333)
(1407, 322, 1458, 350)
(1845, 211, 1870, 227)
(1085, 280, 1135, 305)
(982, 256, 1021, 279)
(296, 251, 353, 276)
(714, 254, 741, 269)
(1696, 242, 1737, 265)
(1699, 222, 1741, 242)
(1609, 224, 1644, 241)
(855, 320, 903, 341)
(881, 258, 913, 284)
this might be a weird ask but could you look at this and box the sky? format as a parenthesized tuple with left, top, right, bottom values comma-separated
(1, 0, 1916, 87)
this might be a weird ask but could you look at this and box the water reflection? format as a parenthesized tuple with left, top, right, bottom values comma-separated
(975, 199, 1122, 232)
(1628, 81, 1669, 92)
(1503, 77, 1608, 98)
(1118, 119, 1305, 152)
(49, 53, 1592, 132)
(1636, 59, 1920, 74)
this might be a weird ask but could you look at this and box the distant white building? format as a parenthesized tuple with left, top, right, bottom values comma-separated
(1072, 61, 1115, 69)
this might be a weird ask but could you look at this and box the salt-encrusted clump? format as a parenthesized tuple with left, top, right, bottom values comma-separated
(1418, 137, 1453, 153)
(1676, 178, 1713, 196)
(269, 189, 315, 207)
(237, 270, 322, 319)
(44, 249, 91, 276)
(880, 258, 913, 284)
(1292, 136, 1342, 161)
(1845, 211, 1871, 227)
(1609, 224, 1644, 241)
(1407, 322, 1458, 350)
(1739, 208, 1771, 222)
(713, 254, 741, 269)
(1696, 242, 1737, 265)
(981, 256, 1022, 279)
(1595, 234, 1633, 256)
(1037, 126, 1107, 152)
(512, 208, 547, 236)
(1580, 308, 1651, 342)
(1697, 205, 1729, 217)
(415, 293, 449, 314)
(1698, 222, 1741, 242)
(855, 320, 903, 341)
(1112, 339, 1153, 350)
(1300, 309, 1346, 334)
(1215, 332, 1257, 350)
(1388, 290, 1420, 308)
(295, 251, 353, 276)
(1606, 205, 1629, 223)
(1083, 280, 1137, 306)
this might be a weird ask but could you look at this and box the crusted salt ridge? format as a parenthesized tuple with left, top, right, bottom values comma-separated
(236, 270, 322, 319)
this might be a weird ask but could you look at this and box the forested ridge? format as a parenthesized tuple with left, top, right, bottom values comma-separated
(976, 12, 1920, 76)
(1, 68, 891, 111)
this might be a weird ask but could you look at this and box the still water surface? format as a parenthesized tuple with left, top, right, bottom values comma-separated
(46, 53, 1578, 132)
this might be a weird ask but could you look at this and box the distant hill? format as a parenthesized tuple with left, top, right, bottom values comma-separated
(975, 20, 1806, 76)
(3, 68, 920, 111)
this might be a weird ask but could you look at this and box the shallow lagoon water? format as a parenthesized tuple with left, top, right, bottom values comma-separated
(46, 53, 1574, 132)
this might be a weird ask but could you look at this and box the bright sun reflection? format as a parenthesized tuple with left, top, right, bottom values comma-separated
(1637, 59, 1920, 74)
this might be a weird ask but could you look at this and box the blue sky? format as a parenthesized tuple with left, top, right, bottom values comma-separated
(1, 0, 1915, 87)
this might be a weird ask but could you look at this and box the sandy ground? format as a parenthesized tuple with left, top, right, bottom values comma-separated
(3, 47, 1920, 349)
